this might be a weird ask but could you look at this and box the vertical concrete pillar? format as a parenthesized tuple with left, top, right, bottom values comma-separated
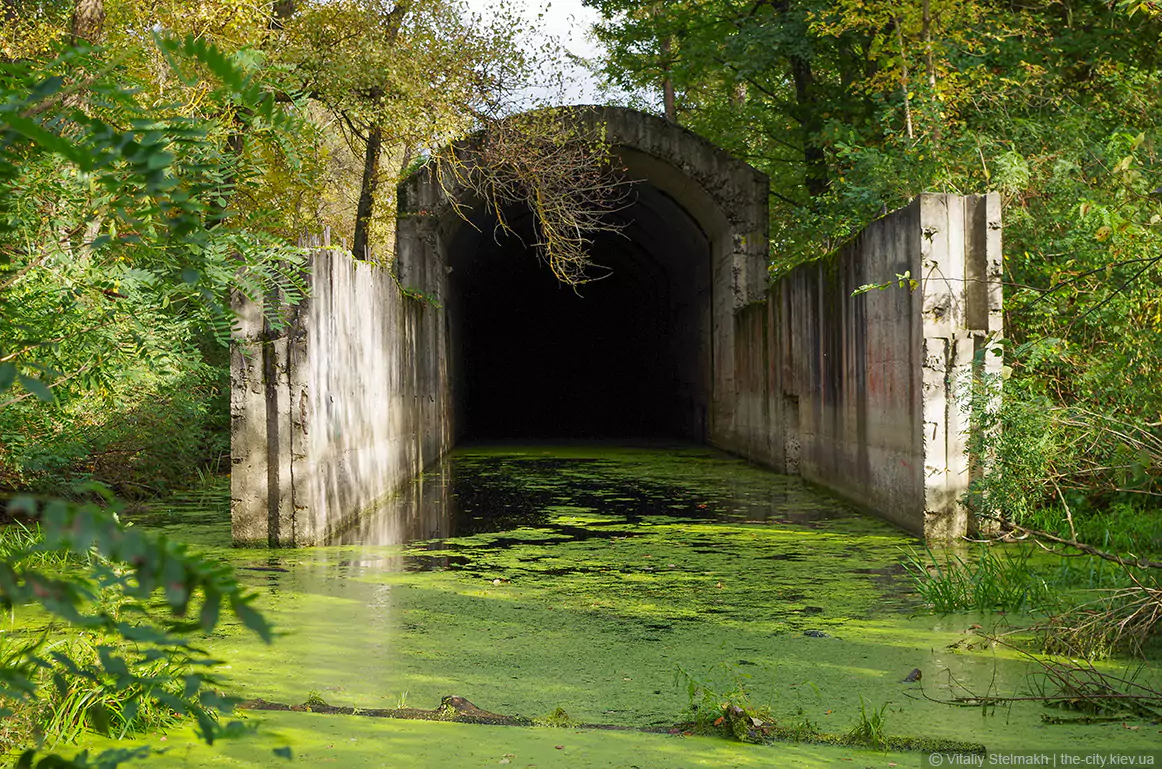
(919, 193, 1003, 540)
(230, 286, 301, 547)
(229, 288, 270, 545)
(230, 246, 453, 547)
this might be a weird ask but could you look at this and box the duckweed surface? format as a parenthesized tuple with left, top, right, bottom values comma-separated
(61, 445, 1162, 766)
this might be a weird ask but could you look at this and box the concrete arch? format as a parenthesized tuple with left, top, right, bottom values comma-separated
(395, 106, 770, 443)
(397, 106, 769, 306)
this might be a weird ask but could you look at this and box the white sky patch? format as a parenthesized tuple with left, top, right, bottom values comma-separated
(463, 0, 608, 106)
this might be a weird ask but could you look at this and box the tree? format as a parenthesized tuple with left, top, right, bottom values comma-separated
(275, 0, 530, 259)
(0, 0, 317, 492)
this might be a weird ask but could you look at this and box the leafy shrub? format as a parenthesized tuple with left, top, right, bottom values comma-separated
(0, 30, 303, 769)
(0, 359, 229, 497)
(963, 372, 1161, 556)
(675, 662, 778, 744)
(846, 696, 890, 751)
(1, 492, 273, 766)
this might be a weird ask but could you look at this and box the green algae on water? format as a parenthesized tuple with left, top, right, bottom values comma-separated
(55, 445, 1162, 768)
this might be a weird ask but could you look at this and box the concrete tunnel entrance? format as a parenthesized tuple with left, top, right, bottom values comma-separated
(394, 107, 773, 449)
(447, 181, 712, 441)
(231, 107, 1000, 544)
(232, 107, 774, 545)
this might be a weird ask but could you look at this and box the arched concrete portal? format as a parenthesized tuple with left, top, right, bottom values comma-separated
(397, 107, 770, 443)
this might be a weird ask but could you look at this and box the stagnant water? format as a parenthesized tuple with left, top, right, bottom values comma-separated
(71, 446, 1162, 766)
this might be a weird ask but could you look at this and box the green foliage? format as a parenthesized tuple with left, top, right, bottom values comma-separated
(846, 696, 890, 751)
(534, 706, 578, 728)
(0, 33, 294, 769)
(852, 270, 917, 296)
(1, 491, 271, 765)
(37, 631, 185, 743)
(0, 40, 309, 397)
(964, 373, 1162, 555)
(901, 545, 1052, 614)
(1, 361, 229, 496)
(0, 522, 75, 571)
(674, 662, 778, 744)
(275, 0, 538, 257)
(0, 32, 310, 497)
(303, 691, 329, 711)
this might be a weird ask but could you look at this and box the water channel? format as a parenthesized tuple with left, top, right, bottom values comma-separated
(81, 445, 1161, 767)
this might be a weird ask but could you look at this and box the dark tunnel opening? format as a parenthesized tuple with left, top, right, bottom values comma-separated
(446, 180, 713, 441)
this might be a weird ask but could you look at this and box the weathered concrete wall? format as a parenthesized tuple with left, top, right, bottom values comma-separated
(715, 194, 1003, 539)
(230, 251, 451, 546)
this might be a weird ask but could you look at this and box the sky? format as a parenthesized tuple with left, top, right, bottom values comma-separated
(462, 0, 615, 106)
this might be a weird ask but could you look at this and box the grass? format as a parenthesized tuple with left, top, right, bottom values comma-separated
(675, 662, 777, 743)
(901, 544, 1052, 614)
(1035, 573, 1162, 659)
(0, 628, 194, 757)
(902, 540, 1162, 660)
(0, 520, 78, 571)
(42, 631, 195, 745)
(845, 696, 889, 751)
(1055, 502, 1162, 560)
(0, 521, 216, 756)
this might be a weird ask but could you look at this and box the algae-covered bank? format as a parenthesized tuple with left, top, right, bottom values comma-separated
(69, 446, 1162, 767)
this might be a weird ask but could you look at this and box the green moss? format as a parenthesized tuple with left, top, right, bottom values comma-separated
(535, 706, 579, 727)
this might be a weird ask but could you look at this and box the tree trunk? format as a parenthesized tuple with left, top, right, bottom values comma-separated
(732, 81, 747, 107)
(895, 17, 915, 141)
(352, 123, 383, 261)
(771, 0, 827, 201)
(70, 0, 104, 44)
(921, 0, 941, 143)
(382, 0, 413, 41)
(346, 0, 410, 260)
(268, 0, 295, 29)
(789, 55, 828, 200)
(660, 36, 677, 122)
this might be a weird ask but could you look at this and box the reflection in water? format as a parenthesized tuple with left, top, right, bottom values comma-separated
(327, 459, 455, 546)
(324, 443, 856, 548)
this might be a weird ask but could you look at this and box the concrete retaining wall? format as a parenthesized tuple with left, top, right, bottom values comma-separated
(230, 251, 451, 546)
(713, 194, 1002, 538)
